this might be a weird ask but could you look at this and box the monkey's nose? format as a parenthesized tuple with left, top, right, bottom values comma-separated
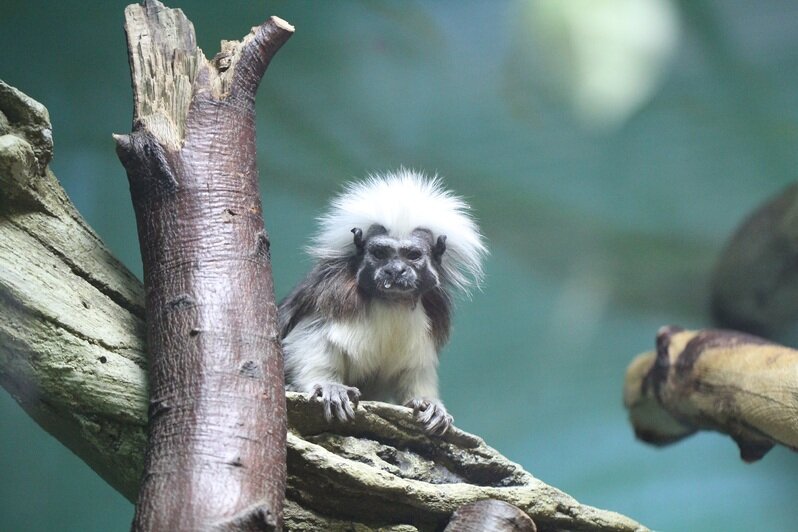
(386, 264, 408, 279)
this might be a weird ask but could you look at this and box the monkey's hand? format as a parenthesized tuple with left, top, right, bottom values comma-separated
(406, 398, 453, 436)
(311, 383, 361, 422)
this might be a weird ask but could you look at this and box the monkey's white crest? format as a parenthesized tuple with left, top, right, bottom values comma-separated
(311, 169, 487, 293)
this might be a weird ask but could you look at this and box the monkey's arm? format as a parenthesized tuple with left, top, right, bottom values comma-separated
(282, 319, 361, 422)
(278, 278, 317, 339)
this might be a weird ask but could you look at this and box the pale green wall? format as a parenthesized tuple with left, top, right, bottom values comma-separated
(2, 1, 797, 530)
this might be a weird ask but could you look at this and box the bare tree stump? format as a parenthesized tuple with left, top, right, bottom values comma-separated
(624, 326, 798, 462)
(113, 1, 293, 529)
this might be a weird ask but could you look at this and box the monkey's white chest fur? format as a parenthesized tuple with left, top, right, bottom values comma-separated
(328, 303, 434, 380)
(283, 301, 439, 401)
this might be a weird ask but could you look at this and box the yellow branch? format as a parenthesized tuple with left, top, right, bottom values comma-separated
(624, 326, 798, 462)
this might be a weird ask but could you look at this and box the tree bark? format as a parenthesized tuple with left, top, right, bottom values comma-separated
(113, 1, 293, 529)
(0, 82, 646, 531)
(0, 78, 149, 494)
(624, 326, 798, 462)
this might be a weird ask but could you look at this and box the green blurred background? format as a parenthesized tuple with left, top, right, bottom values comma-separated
(2, 0, 797, 530)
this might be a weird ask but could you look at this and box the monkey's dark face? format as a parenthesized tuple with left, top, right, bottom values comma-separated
(353, 225, 446, 302)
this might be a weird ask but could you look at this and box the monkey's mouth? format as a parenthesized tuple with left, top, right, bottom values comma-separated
(376, 277, 416, 294)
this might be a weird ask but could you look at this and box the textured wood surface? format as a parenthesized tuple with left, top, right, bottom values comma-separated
(0, 78, 148, 497)
(625, 326, 798, 462)
(114, 1, 294, 529)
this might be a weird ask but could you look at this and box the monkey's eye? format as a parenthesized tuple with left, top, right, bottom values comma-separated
(405, 249, 423, 261)
(371, 246, 391, 260)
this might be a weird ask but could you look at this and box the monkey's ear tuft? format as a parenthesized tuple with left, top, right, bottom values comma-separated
(433, 235, 447, 263)
(351, 227, 365, 251)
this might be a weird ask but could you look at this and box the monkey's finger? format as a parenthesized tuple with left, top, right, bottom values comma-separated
(435, 416, 453, 435)
(436, 414, 454, 435)
(322, 398, 334, 422)
(428, 405, 453, 434)
(328, 395, 348, 423)
(426, 412, 448, 435)
(346, 387, 361, 408)
(416, 404, 435, 424)
(334, 405, 349, 423)
(312, 385, 334, 421)
(407, 398, 429, 416)
(426, 421, 444, 436)
(342, 396, 356, 420)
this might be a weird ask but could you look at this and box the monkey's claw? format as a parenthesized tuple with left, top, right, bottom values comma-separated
(311, 383, 361, 422)
(406, 398, 453, 436)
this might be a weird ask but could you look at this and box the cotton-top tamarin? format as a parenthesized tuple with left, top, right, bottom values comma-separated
(279, 170, 486, 434)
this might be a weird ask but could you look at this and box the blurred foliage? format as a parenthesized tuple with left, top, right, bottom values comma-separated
(2, 1, 798, 530)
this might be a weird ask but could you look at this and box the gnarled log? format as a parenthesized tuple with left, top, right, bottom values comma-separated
(624, 326, 798, 462)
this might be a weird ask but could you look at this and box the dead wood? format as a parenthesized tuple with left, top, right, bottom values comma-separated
(624, 326, 798, 462)
(112, 1, 294, 529)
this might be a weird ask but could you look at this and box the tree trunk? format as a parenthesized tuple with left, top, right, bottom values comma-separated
(113, 1, 293, 529)
(0, 80, 646, 531)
